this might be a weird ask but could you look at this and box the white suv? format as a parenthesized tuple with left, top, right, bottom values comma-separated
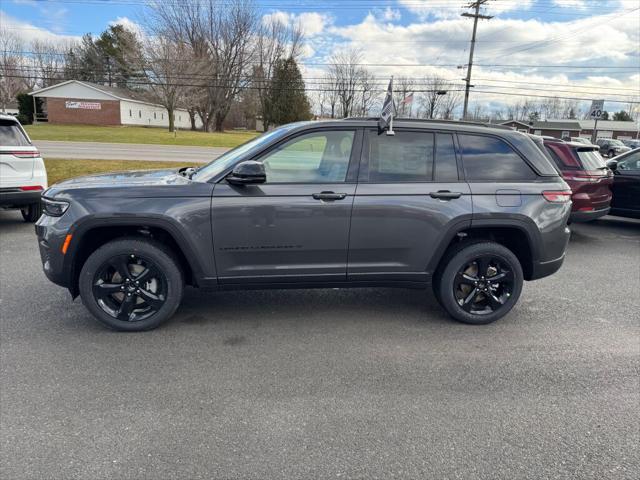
(0, 114, 48, 222)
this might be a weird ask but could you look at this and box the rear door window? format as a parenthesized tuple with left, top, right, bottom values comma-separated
(363, 130, 434, 182)
(459, 134, 537, 181)
(0, 120, 31, 147)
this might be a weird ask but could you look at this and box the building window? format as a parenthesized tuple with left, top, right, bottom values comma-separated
(129, 109, 132, 117)
(162, 113, 164, 120)
(139, 110, 142, 118)
(179, 115, 182, 121)
(154, 112, 157, 119)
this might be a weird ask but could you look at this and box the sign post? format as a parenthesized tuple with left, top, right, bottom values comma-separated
(588, 100, 604, 144)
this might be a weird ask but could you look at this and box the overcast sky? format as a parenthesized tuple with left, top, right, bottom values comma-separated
(2, 0, 639, 116)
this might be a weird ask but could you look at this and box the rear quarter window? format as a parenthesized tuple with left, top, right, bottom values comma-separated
(0, 120, 31, 147)
(458, 134, 537, 181)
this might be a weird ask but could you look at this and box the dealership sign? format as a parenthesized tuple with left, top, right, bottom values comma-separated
(65, 101, 101, 110)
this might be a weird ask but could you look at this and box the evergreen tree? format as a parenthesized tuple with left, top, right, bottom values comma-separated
(264, 57, 312, 127)
(612, 110, 632, 121)
(64, 26, 143, 88)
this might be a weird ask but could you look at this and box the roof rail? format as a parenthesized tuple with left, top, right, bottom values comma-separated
(341, 116, 514, 130)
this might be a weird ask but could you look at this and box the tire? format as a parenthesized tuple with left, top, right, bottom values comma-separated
(21, 202, 42, 222)
(437, 241, 523, 325)
(78, 237, 183, 331)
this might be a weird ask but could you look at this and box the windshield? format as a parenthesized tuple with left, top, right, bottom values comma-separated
(193, 123, 304, 181)
(609, 139, 624, 146)
(576, 149, 607, 171)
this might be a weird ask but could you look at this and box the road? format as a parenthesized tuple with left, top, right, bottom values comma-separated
(33, 140, 230, 162)
(1, 212, 638, 479)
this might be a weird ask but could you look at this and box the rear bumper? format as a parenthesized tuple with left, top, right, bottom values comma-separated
(0, 190, 41, 208)
(530, 253, 566, 281)
(569, 206, 610, 223)
(529, 225, 571, 281)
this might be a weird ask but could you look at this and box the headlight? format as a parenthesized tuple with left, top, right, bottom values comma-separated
(42, 197, 70, 217)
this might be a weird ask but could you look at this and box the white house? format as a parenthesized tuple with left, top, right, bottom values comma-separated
(29, 80, 201, 130)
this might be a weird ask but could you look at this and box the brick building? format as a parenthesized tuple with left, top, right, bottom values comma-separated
(29, 80, 201, 129)
(499, 119, 639, 141)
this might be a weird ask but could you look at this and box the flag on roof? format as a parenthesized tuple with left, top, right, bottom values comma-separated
(378, 77, 395, 131)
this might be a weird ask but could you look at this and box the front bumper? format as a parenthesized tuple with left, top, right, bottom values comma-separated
(35, 217, 71, 289)
(0, 190, 41, 208)
(569, 206, 610, 223)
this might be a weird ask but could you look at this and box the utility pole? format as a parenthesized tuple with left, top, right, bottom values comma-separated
(461, 0, 492, 120)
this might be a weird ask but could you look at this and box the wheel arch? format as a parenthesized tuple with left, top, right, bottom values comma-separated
(429, 218, 540, 281)
(64, 216, 205, 297)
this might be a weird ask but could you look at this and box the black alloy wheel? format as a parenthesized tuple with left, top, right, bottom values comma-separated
(93, 254, 168, 322)
(79, 238, 183, 331)
(453, 255, 514, 315)
(436, 241, 523, 325)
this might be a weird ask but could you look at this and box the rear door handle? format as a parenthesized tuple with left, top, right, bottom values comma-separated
(312, 191, 347, 201)
(429, 190, 462, 200)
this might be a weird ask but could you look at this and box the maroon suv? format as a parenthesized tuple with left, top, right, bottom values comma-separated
(543, 139, 613, 222)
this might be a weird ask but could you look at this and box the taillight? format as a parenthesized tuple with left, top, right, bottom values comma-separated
(543, 190, 572, 203)
(565, 175, 599, 183)
(19, 185, 44, 191)
(6, 150, 40, 158)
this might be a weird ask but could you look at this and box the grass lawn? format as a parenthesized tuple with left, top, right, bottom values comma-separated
(45, 158, 195, 185)
(26, 124, 258, 148)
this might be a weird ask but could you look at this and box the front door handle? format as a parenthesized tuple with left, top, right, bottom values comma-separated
(312, 191, 347, 201)
(429, 190, 462, 200)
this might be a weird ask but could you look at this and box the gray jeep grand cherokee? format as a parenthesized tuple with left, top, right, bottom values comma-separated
(36, 119, 571, 331)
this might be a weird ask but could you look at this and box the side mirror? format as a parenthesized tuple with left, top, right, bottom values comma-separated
(606, 160, 618, 172)
(227, 161, 266, 186)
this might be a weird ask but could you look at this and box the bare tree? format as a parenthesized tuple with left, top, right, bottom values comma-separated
(31, 39, 71, 88)
(439, 89, 462, 120)
(319, 73, 340, 118)
(0, 27, 27, 113)
(147, 0, 257, 132)
(358, 68, 377, 116)
(418, 74, 449, 119)
(327, 48, 364, 118)
(143, 36, 193, 132)
(254, 16, 303, 130)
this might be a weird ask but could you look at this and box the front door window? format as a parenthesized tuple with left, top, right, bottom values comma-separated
(261, 131, 355, 183)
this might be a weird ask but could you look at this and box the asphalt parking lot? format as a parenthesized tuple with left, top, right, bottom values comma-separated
(1, 210, 638, 479)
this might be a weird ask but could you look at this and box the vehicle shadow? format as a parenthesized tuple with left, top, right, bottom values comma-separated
(0, 210, 27, 226)
(174, 286, 451, 329)
(569, 215, 640, 245)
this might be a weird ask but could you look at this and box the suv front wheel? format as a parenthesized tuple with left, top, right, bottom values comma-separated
(79, 238, 184, 331)
(437, 242, 523, 325)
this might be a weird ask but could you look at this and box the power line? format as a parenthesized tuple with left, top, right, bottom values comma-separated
(6, 51, 639, 70)
(7, 73, 639, 104)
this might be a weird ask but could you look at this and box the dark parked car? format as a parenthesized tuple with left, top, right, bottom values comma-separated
(543, 138, 613, 222)
(606, 148, 640, 218)
(621, 139, 640, 149)
(36, 119, 571, 331)
(596, 138, 631, 158)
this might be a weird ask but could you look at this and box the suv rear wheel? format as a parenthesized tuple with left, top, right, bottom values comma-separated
(21, 202, 42, 223)
(436, 241, 523, 325)
(79, 238, 183, 331)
